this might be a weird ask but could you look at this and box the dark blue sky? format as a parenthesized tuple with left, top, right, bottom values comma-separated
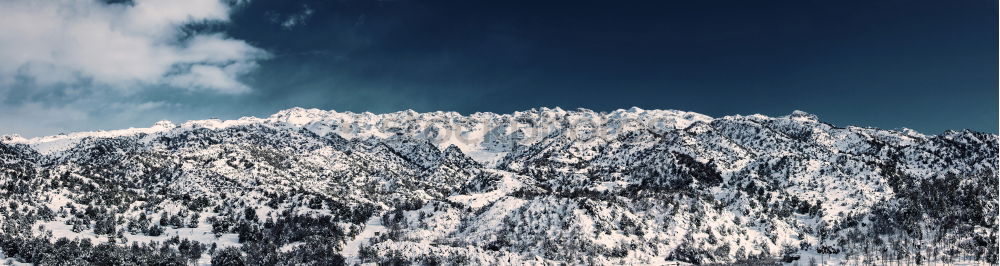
(0, 0, 996, 136)
(228, 0, 997, 133)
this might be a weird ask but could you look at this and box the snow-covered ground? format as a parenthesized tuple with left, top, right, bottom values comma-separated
(342, 214, 387, 264)
(782, 250, 995, 266)
(447, 170, 525, 209)
(0, 107, 993, 265)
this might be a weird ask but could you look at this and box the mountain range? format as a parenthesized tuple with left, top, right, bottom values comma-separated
(0, 107, 996, 265)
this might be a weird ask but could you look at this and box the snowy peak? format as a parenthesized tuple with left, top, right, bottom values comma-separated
(268, 107, 332, 125)
(152, 120, 176, 129)
(788, 109, 818, 121)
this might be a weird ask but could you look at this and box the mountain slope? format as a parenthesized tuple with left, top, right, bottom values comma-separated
(0, 107, 996, 265)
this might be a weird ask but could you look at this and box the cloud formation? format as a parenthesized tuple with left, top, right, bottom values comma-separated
(0, 0, 269, 94)
(269, 4, 315, 30)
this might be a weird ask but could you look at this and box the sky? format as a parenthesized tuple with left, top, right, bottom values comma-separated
(0, 0, 996, 137)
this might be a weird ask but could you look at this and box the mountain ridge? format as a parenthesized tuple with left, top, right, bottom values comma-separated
(3, 107, 973, 157)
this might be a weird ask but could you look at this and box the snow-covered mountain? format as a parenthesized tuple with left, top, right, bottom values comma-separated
(0, 107, 996, 265)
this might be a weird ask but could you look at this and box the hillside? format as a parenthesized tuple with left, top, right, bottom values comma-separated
(0, 107, 996, 265)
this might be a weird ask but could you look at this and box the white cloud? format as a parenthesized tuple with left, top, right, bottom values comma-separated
(271, 4, 315, 30)
(0, 0, 269, 94)
(167, 62, 259, 93)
